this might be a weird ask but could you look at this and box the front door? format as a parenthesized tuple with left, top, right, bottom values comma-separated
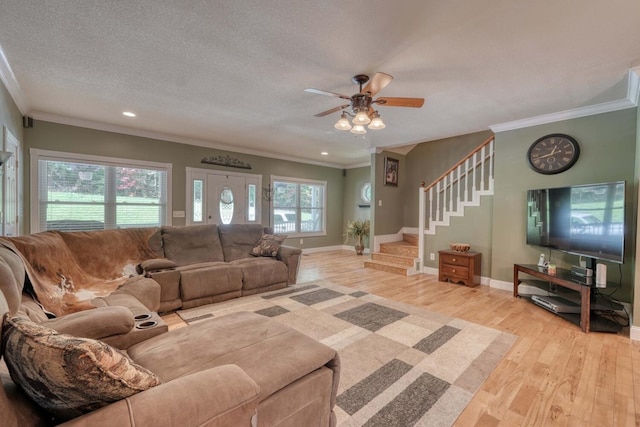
(186, 168, 261, 226)
(207, 174, 246, 224)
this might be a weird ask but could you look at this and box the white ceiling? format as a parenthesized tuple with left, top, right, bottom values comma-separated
(0, 1, 639, 168)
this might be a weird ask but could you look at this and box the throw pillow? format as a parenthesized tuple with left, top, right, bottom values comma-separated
(250, 233, 287, 257)
(1, 315, 161, 421)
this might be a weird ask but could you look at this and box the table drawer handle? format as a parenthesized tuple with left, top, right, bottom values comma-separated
(452, 269, 456, 273)
(452, 258, 456, 262)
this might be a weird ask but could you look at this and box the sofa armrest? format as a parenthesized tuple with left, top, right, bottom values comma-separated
(136, 258, 177, 275)
(41, 306, 134, 340)
(60, 365, 260, 427)
(277, 245, 302, 285)
(110, 277, 162, 312)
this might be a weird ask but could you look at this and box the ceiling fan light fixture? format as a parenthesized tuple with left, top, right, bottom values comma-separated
(352, 109, 371, 125)
(368, 112, 385, 130)
(334, 112, 352, 131)
(350, 124, 367, 135)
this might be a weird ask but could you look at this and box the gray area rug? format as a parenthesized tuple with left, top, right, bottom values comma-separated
(177, 280, 517, 426)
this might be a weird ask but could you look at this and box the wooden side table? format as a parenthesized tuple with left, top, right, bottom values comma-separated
(438, 250, 481, 287)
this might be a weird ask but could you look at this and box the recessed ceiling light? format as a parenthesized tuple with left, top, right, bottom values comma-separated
(123, 111, 136, 117)
(321, 152, 328, 156)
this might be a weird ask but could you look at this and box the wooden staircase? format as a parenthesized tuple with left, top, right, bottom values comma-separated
(364, 234, 419, 276)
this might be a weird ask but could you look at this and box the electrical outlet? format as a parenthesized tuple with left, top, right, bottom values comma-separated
(430, 253, 435, 261)
(378, 200, 382, 207)
(299, 239, 303, 245)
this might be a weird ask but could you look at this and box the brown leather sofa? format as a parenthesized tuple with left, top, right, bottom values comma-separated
(0, 235, 340, 426)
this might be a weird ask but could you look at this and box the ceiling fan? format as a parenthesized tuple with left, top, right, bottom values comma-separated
(305, 72, 424, 134)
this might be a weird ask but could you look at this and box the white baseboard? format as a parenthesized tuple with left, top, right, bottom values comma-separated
(373, 232, 404, 253)
(301, 245, 370, 255)
(488, 278, 512, 292)
(423, 266, 438, 275)
(402, 226, 419, 235)
(630, 326, 640, 341)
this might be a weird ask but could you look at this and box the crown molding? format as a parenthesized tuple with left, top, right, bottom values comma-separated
(30, 111, 357, 169)
(628, 66, 640, 106)
(490, 68, 639, 133)
(344, 161, 372, 169)
(490, 98, 635, 133)
(0, 42, 29, 114)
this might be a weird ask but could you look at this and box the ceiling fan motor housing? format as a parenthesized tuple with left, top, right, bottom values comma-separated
(351, 93, 372, 114)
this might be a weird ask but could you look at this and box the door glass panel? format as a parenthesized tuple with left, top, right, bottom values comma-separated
(193, 179, 203, 222)
(219, 186, 234, 224)
(247, 184, 256, 222)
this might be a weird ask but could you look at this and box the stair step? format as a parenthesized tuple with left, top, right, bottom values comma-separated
(372, 252, 415, 267)
(380, 241, 418, 257)
(364, 259, 410, 276)
(402, 233, 419, 246)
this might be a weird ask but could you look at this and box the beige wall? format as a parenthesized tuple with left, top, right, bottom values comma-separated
(23, 120, 346, 249)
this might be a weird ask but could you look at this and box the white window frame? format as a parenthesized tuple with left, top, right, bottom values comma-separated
(271, 175, 327, 237)
(30, 148, 172, 233)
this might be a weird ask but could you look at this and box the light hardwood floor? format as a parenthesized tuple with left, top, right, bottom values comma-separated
(163, 250, 640, 426)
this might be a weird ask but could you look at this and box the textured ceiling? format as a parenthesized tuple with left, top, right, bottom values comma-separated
(0, 1, 639, 167)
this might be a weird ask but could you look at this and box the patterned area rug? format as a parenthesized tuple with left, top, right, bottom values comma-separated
(177, 280, 517, 427)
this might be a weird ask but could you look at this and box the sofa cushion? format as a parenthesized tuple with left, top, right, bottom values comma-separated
(230, 258, 289, 291)
(218, 224, 266, 261)
(161, 224, 224, 266)
(127, 311, 337, 402)
(179, 264, 243, 301)
(250, 233, 287, 257)
(1, 316, 161, 421)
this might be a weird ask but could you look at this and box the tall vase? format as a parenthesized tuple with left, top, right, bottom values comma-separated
(354, 236, 364, 255)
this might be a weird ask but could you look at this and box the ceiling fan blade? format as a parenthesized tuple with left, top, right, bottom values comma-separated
(375, 97, 425, 108)
(314, 104, 350, 117)
(304, 88, 351, 100)
(361, 72, 393, 97)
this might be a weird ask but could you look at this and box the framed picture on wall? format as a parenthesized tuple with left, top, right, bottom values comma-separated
(384, 157, 399, 186)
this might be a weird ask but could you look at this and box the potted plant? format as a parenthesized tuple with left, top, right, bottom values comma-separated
(345, 219, 370, 255)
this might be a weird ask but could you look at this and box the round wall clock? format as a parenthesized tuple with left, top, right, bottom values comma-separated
(527, 133, 580, 174)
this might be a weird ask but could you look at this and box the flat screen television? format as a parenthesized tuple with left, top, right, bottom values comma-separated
(526, 181, 625, 264)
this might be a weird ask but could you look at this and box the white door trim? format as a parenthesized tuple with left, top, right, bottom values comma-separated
(185, 167, 262, 226)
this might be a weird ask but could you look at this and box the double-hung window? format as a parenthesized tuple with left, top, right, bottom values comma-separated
(272, 176, 326, 236)
(31, 149, 171, 232)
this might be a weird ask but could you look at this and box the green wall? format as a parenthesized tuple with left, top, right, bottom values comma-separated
(23, 120, 345, 249)
(404, 130, 494, 227)
(491, 108, 637, 303)
(343, 166, 371, 244)
(373, 151, 406, 235)
(0, 81, 23, 142)
(0, 81, 24, 234)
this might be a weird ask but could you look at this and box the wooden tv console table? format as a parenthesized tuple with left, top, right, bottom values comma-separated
(513, 264, 622, 333)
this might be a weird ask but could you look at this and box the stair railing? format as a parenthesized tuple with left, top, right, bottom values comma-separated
(417, 136, 495, 268)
